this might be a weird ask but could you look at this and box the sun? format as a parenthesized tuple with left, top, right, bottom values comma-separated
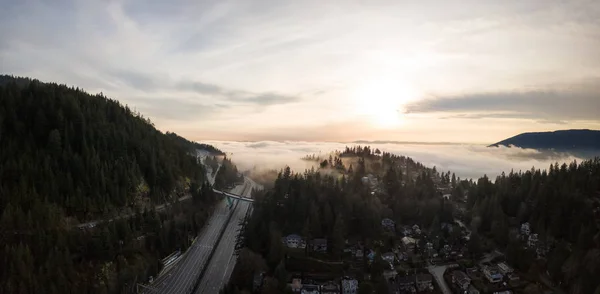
(354, 78, 417, 128)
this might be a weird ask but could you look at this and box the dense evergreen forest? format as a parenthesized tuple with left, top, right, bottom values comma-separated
(465, 160, 600, 293)
(225, 147, 600, 294)
(0, 76, 221, 293)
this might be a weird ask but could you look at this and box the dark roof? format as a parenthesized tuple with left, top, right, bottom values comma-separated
(416, 273, 433, 283)
(396, 275, 416, 285)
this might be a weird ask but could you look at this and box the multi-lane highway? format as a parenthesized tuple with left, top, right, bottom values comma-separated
(194, 197, 251, 293)
(147, 181, 249, 294)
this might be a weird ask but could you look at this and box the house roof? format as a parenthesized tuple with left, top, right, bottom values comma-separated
(453, 271, 470, 283)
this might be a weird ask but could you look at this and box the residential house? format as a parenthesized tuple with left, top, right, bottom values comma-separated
(412, 225, 422, 235)
(415, 274, 434, 292)
(284, 234, 305, 249)
(289, 278, 303, 292)
(355, 249, 364, 260)
(367, 250, 376, 262)
(289, 279, 321, 294)
(497, 263, 513, 275)
(393, 275, 416, 293)
(482, 266, 503, 283)
(341, 279, 358, 294)
(520, 222, 531, 236)
(401, 237, 416, 251)
(451, 271, 471, 291)
(528, 233, 538, 248)
(382, 218, 396, 231)
(302, 285, 320, 294)
(321, 281, 340, 294)
(382, 252, 396, 264)
(312, 238, 328, 252)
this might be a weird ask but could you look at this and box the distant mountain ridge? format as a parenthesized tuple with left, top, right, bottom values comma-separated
(489, 129, 600, 151)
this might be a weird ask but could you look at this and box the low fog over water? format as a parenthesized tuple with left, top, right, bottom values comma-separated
(201, 141, 585, 180)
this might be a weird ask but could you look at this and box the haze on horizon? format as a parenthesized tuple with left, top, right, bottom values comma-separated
(2, 0, 599, 143)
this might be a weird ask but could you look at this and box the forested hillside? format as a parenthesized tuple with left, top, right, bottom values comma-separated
(464, 159, 600, 294)
(0, 76, 219, 293)
(225, 146, 600, 294)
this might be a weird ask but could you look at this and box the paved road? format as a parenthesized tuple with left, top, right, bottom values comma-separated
(195, 179, 254, 294)
(427, 264, 455, 294)
(148, 182, 248, 294)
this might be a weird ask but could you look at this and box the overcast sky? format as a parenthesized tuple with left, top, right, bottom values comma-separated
(2, 0, 599, 143)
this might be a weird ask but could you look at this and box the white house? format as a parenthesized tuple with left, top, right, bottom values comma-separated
(382, 252, 396, 264)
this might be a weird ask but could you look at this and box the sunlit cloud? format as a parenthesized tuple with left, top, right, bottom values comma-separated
(1, 0, 599, 142)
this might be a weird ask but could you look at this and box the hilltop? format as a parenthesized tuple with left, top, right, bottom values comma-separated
(489, 129, 600, 152)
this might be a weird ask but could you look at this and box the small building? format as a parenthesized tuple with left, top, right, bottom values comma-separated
(395, 275, 416, 292)
(528, 234, 539, 248)
(321, 281, 341, 294)
(341, 279, 358, 294)
(497, 262, 513, 275)
(302, 285, 320, 294)
(312, 238, 328, 252)
(355, 249, 364, 260)
(415, 274, 434, 292)
(402, 237, 416, 251)
(520, 222, 531, 236)
(382, 218, 396, 231)
(382, 252, 396, 264)
(289, 278, 303, 292)
(451, 270, 471, 291)
(482, 266, 503, 283)
(412, 225, 422, 235)
(284, 234, 305, 249)
(289, 279, 320, 294)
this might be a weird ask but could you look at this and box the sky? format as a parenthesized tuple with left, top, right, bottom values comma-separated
(1, 0, 599, 143)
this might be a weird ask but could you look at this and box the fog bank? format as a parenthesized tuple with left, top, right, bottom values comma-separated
(200, 141, 586, 180)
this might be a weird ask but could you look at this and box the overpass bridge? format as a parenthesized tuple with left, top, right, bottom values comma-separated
(212, 188, 254, 207)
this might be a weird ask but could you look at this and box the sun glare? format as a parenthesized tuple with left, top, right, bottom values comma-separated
(354, 78, 418, 128)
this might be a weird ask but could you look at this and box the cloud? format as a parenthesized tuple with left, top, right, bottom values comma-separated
(201, 140, 588, 180)
(131, 98, 226, 121)
(405, 85, 600, 121)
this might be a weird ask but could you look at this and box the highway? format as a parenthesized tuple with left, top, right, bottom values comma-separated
(195, 179, 254, 293)
(147, 182, 248, 294)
